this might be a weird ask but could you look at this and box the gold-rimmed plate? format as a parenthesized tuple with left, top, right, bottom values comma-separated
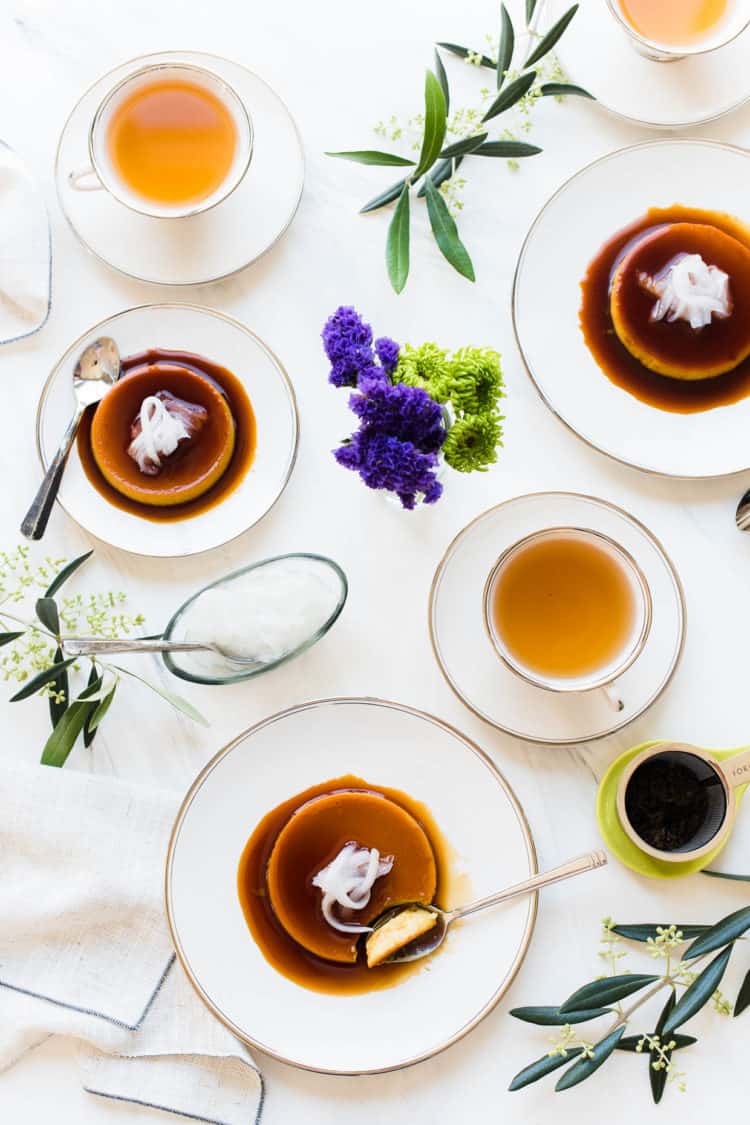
(165, 698, 537, 1075)
(35, 303, 299, 558)
(513, 140, 750, 478)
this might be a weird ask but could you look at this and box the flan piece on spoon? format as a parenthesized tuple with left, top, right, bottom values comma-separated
(266, 787, 437, 964)
(90, 362, 235, 506)
(609, 222, 750, 380)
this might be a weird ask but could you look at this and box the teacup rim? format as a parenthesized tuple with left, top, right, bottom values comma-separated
(87, 59, 254, 220)
(482, 524, 654, 695)
(615, 742, 735, 863)
(604, 0, 750, 59)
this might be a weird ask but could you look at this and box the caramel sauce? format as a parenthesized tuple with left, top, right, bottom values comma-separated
(618, 0, 728, 45)
(491, 533, 637, 680)
(77, 349, 256, 522)
(237, 776, 455, 995)
(580, 206, 750, 413)
(108, 78, 237, 206)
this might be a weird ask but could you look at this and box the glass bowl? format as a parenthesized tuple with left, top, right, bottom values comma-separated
(162, 553, 348, 685)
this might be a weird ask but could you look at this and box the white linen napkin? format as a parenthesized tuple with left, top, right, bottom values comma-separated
(0, 762, 264, 1124)
(0, 141, 51, 344)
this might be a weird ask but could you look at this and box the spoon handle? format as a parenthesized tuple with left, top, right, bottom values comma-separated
(63, 637, 210, 656)
(21, 405, 85, 541)
(452, 850, 608, 922)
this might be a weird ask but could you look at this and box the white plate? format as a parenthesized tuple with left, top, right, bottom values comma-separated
(36, 303, 298, 557)
(165, 698, 537, 1074)
(55, 51, 304, 285)
(430, 494, 686, 745)
(552, 0, 750, 129)
(513, 139, 750, 478)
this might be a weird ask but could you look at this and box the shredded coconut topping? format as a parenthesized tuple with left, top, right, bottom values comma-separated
(639, 253, 732, 331)
(127, 395, 191, 475)
(312, 843, 394, 934)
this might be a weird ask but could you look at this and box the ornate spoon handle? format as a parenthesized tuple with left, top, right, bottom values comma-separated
(451, 851, 608, 922)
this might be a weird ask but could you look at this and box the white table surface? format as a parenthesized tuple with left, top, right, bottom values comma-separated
(2, 0, 750, 1121)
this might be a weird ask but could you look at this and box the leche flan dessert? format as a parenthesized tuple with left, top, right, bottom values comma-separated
(266, 787, 437, 964)
(610, 221, 750, 380)
(237, 776, 449, 994)
(90, 362, 235, 506)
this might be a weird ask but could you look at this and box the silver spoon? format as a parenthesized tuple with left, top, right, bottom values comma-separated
(21, 337, 120, 541)
(366, 850, 607, 966)
(61, 635, 263, 669)
(736, 488, 750, 531)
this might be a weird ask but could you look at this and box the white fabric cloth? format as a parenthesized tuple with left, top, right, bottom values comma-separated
(0, 141, 51, 344)
(0, 762, 264, 1124)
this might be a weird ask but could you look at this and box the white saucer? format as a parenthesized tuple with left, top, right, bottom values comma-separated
(55, 51, 304, 285)
(551, 0, 750, 128)
(514, 139, 750, 478)
(429, 493, 686, 745)
(166, 698, 537, 1074)
(36, 303, 298, 558)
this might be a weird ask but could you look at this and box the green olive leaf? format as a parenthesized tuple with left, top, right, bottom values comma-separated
(540, 81, 594, 99)
(510, 1005, 611, 1026)
(45, 550, 94, 597)
(435, 41, 495, 68)
(48, 645, 69, 730)
(525, 3, 579, 67)
(385, 185, 411, 294)
(497, 4, 515, 89)
(554, 1026, 625, 1092)
(482, 71, 536, 123)
(560, 974, 659, 1015)
(663, 947, 734, 1036)
(359, 177, 407, 214)
(704, 869, 750, 883)
(423, 175, 475, 282)
(735, 969, 750, 1017)
(434, 48, 450, 113)
(439, 133, 488, 159)
(111, 664, 208, 727)
(87, 679, 119, 734)
(473, 141, 542, 158)
(10, 657, 77, 702)
(612, 924, 709, 943)
(35, 597, 60, 635)
(414, 70, 447, 179)
(684, 906, 750, 960)
(0, 630, 24, 646)
(326, 150, 415, 167)
(509, 1047, 584, 1091)
(40, 699, 96, 767)
(526, 0, 538, 23)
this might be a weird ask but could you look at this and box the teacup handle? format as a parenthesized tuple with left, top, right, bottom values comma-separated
(599, 684, 624, 713)
(69, 166, 103, 192)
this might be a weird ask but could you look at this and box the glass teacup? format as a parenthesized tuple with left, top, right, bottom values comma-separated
(605, 0, 750, 62)
(68, 61, 253, 219)
(483, 527, 652, 709)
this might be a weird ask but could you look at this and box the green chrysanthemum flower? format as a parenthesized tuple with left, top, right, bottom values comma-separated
(445, 347, 504, 416)
(443, 412, 503, 473)
(393, 343, 452, 403)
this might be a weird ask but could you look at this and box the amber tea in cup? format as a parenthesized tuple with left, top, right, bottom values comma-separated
(607, 0, 749, 59)
(72, 63, 253, 219)
(484, 528, 652, 693)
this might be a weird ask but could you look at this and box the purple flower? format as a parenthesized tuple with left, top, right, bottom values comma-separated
(375, 336, 399, 374)
(334, 429, 443, 509)
(322, 306, 374, 387)
(349, 379, 446, 454)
